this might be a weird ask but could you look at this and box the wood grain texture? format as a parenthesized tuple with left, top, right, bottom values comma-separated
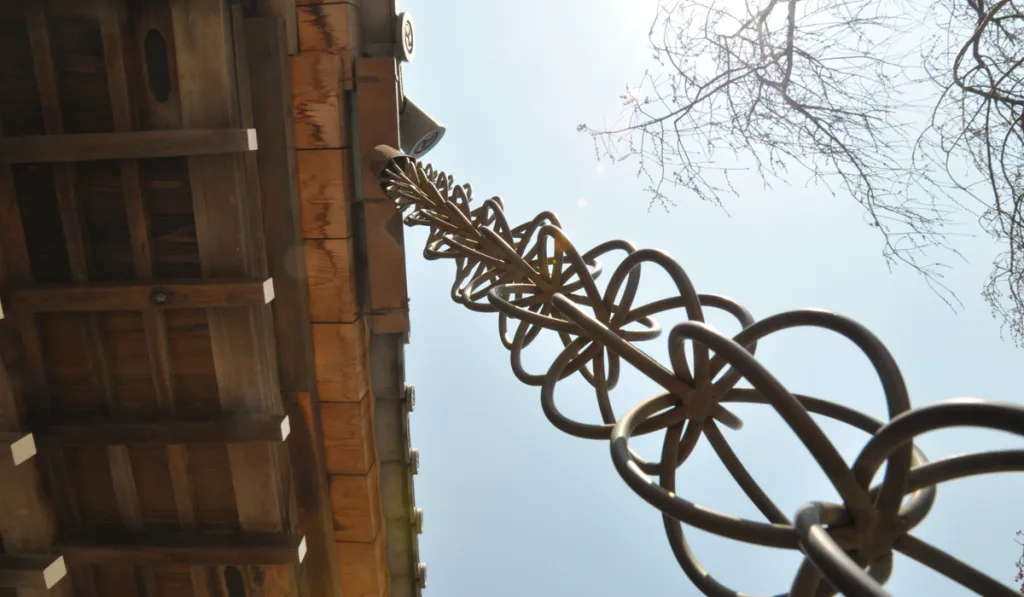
(297, 149, 352, 239)
(35, 415, 290, 445)
(291, 52, 346, 149)
(362, 200, 409, 333)
(169, 0, 288, 554)
(25, 10, 147, 590)
(247, 17, 345, 597)
(336, 533, 388, 597)
(305, 239, 357, 323)
(60, 532, 306, 565)
(353, 57, 409, 333)
(0, 129, 258, 164)
(255, 0, 298, 54)
(97, 6, 210, 597)
(0, 107, 62, 597)
(312, 321, 368, 403)
(10, 279, 274, 313)
(0, 367, 57, 555)
(297, 3, 357, 55)
(329, 461, 381, 543)
(354, 57, 399, 200)
(320, 395, 374, 475)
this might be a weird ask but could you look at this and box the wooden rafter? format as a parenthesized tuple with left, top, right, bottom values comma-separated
(34, 415, 291, 445)
(60, 533, 307, 565)
(9, 278, 275, 313)
(0, 129, 258, 164)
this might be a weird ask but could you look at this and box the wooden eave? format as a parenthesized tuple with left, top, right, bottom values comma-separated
(0, 2, 422, 597)
(291, 1, 423, 596)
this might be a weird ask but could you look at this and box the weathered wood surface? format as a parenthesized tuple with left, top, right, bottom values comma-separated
(60, 533, 306, 565)
(247, 15, 344, 597)
(320, 397, 375, 475)
(34, 415, 290, 445)
(313, 321, 369, 403)
(306, 240, 358, 323)
(298, 149, 353, 240)
(0, 555, 67, 590)
(9, 279, 274, 313)
(291, 52, 347, 149)
(355, 57, 409, 334)
(0, 3, 325, 597)
(0, 129, 258, 164)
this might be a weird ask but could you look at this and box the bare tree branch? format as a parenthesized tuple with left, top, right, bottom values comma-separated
(580, 0, 1024, 343)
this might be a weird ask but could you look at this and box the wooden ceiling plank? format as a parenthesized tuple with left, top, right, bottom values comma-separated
(0, 122, 67, 597)
(98, 6, 209, 596)
(9, 279, 277, 314)
(105, 8, 205, 593)
(255, 0, 298, 55)
(25, 13, 145, 597)
(19, 8, 87, 556)
(0, 555, 67, 590)
(0, 129, 259, 165)
(169, 8, 293, 597)
(60, 533, 307, 566)
(35, 415, 291, 445)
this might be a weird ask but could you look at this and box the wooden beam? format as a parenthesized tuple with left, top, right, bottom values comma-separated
(0, 432, 37, 466)
(329, 462, 382, 543)
(306, 239, 358, 323)
(98, 6, 194, 597)
(0, 555, 67, 590)
(247, 16, 345, 597)
(362, 200, 410, 333)
(9, 278, 276, 314)
(313, 321, 370, 403)
(60, 533, 307, 566)
(321, 395, 375, 475)
(291, 52, 346, 149)
(297, 3, 358, 55)
(354, 57, 410, 333)
(170, 11, 290, 597)
(0, 118, 63, 597)
(0, 129, 259, 164)
(34, 415, 291, 446)
(256, 0, 299, 55)
(336, 534, 389, 597)
(298, 149, 353, 239)
(354, 57, 399, 201)
(24, 11, 111, 577)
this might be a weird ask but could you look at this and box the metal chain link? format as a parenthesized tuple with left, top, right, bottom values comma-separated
(372, 145, 1024, 597)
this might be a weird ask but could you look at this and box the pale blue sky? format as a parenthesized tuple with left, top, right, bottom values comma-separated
(396, 1, 1023, 595)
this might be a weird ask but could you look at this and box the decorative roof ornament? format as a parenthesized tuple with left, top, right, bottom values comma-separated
(399, 97, 445, 159)
(372, 145, 1024, 597)
(396, 12, 415, 63)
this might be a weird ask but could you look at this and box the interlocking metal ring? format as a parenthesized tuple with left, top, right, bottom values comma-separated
(372, 144, 1024, 597)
